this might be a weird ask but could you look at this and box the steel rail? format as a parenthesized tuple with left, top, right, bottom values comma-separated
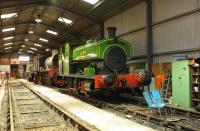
(8, 84, 14, 131)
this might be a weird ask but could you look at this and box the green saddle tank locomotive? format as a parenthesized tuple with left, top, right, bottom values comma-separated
(57, 27, 150, 95)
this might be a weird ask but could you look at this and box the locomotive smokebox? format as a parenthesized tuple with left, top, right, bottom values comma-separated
(107, 27, 117, 38)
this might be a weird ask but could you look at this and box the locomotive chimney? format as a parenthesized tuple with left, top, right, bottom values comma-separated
(107, 27, 117, 38)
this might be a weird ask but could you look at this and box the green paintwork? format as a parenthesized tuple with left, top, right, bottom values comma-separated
(59, 43, 71, 75)
(73, 38, 131, 61)
(84, 67, 95, 77)
(63, 43, 70, 75)
(58, 46, 63, 75)
(172, 60, 192, 108)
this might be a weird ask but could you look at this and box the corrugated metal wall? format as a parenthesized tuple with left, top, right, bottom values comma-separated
(104, 0, 200, 63)
(154, 51, 200, 63)
(121, 29, 146, 56)
(153, 0, 200, 63)
(104, 2, 146, 56)
(152, 0, 197, 23)
(153, 13, 199, 53)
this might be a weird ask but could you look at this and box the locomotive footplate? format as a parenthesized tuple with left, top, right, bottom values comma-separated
(60, 74, 95, 79)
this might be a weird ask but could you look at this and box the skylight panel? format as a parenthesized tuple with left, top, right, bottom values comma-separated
(1, 13, 17, 19)
(82, 0, 99, 4)
(2, 27, 15, 32)
(39, 38, 48, 43)
(46, 30, 58, 35)
(3, 36, 14, 40)
(4, 43, 13, 46)
(58, 17, 73, 24)
(28, 51, 34, 53)
(4, 47, 12, 50)
(30, 47, 37, 51)
(34, 43, 42, 47)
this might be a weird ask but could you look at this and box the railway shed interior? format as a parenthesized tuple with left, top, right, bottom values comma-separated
(0, 0, 200, 131)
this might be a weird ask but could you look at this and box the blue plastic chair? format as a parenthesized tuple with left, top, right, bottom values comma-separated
(151, 88, 165, 108)
(143, 89, 155, 108)
(143, 78, 167, 118)
(143, 88, 166, 117)
(151, 88, 167, 117)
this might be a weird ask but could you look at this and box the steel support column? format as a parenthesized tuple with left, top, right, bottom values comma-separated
(100, 21, 104, 39)
(146, 0, 153, 74)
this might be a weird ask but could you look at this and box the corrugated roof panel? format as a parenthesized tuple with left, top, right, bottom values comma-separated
(15, 24, 27, 34)
(91, 0, 128, 18)
(17, 6, 34, 23)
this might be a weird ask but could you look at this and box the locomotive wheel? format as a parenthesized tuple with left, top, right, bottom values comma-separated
(104, 46, 127, 72)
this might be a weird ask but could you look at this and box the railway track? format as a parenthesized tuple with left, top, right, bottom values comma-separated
(57, 88, 200, 131)
(2, 81, 99, 131)
(8, 81, 199, 131)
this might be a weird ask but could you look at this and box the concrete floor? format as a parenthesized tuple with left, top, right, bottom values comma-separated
(0, 81, 5, 110)
(20, 79, 156, 131)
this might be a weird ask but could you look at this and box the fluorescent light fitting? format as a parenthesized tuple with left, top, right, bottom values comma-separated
(28, 51, 34, 53)
(46, 30, 58, 35)
(35, 18, 42, 23)
(4, 47, 12, 50)
(2, 27, 15, 32)
(25, 39, 29, 42)
(3, 36, 14, 40)
(30, 47, 37, 51)
(1, 13, 17, 19)
(34, 43, 42, 47)
(29, 31, 34, 34)
(4, 43, 13, 46)
(58, 17, 72, 24)
(82, 0, 99, 4)
(39, 38, 48, 42)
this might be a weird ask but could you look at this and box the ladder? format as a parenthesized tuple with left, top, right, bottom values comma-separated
(161, 73, 172, 103)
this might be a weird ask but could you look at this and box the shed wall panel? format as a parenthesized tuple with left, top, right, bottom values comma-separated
(153, 11, 200, 53)
(194, 12, 200, 46)
(152, 0, 198, 23)
(199, 0, 200, 7)
(104, 0, 200, 64)
(154, 51, 200, 63)
(104, 2, 146, 37)
(121, 29, 146, 56)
